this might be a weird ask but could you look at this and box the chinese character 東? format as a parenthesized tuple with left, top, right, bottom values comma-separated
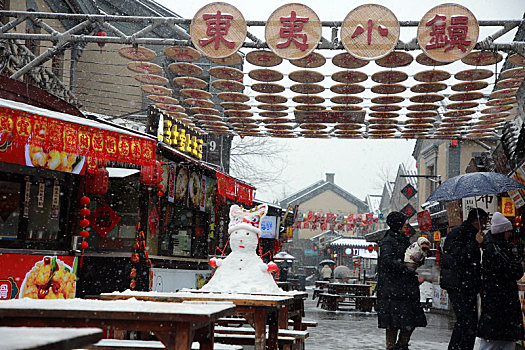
(198, 10, 235, 50)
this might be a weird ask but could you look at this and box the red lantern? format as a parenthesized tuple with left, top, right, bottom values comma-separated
(80, 208, 91, 216)
(79, 219, 90, 228)
(140, 161, 162, 185)
(130, 279, 136, 289)
(86, 167, 109, 195)
(130, 268, 137, 279)
(157, 191, 163, 197)
(95, 30, 107, 48)
(313, 245, 318, 251)
(131, 253, 140, 263)
(367, 245, 374, 253)
(81, 241, 89, 249)
(79, 230, 89, 238)
(80, 196, 91, 205)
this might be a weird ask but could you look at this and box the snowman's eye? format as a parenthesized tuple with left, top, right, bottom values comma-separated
(246, 232, 250, 235)
(250, 216, 260, 224)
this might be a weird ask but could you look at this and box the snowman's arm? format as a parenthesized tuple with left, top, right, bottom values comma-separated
(209, 257, 223, 268)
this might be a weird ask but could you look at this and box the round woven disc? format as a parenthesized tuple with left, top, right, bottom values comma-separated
(452, 81, 489, 91)
(496, 78, 524, 89)
(375, 51, 413, 67)
(332, 53, 369, 69)
(368, 118, 398, 124)
(208, 53, 243, 66)
(476, 118, 506, 125)
(481, 105, 514, 114)
(405, 117, 435, 124)
(232, 123, 258, 129)
(290, 52, 326, 68)
(190, 107, 219, 115)
(261, 118, 292, 124)
(461, 51, 503, 66)
(486, 97, 517, 106)
(135, 74, 168, 85)
(251, 83, 285, 94)
(334, 123, 362, 130)
(331, 105, 362, 111)
(369, 124, 398, 130)
(265, 124, 294, 130)
(411, 83, 447, 93)
(258, 104, 288, 111)
(489, 88, 518, 99)
(448, 92, 484, 101)
(292, 95, 324, 104)
(246, 50, 282, 67)
(331, 95, 364, 104)
(501, 67, 525, 79)
(168, 62, 203, 76)
(370, 105, 402, 112)
(371, 96, 404, 104)
(119, 46, 156, 61)
(415, 53, 450, 66)
(217, 92, 250, 102)
(406, 111, 438, 118)
(248, 69, 283, 82)
(409, 94, 444, 103)
(289, 70, 324, 83)
(295, 105, 325, 111)
(193, 114, 223, 122)
(156, 104, 185, 113)
(369, 112, 398, 119)
(209, 66, 244, 80)
(479, 113, 510, 120)
(184, 98, 214, 108)
(300, 123, 327, 130)
(442, 116, 472, 122)
(259, 111, 288, 118)
(225, 110, 254, 118)
(443, 109, 475, 117)
(414, 70, 451, 82)
(220, 102, 251, 110)
(446, 102, 479, 110)
(227, 117, 256, 123)
(127, 61, 162, 74)
(181, 89, 212, 99)
(212, 79, 245, 92)
(404, 123, 433, 130)
(407, 104, 440, 111)
(508, 54, 525, 66)
(165, 111, 189, 119)
(173, 77, 207, 89)
(440, 121, 468, 128)
(147, 95, 179, 104)
(256, 95, 287, 104)
(330, 84, 365, 94)
(141, 85, 171, 95)
(332, 71, 368, 83)
(291, 83, 325, 94)
(371, 84, 406, 94)
(454, 69, 493, 81)
(372, 71, 408, 84)
(164, 46, 200, 61)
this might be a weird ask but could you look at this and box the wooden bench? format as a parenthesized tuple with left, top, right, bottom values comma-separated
(87, 339, 242, 350)
(217, 317, 317, 331)
(214, 326, 308, 350)
(319, 293, 376, 312)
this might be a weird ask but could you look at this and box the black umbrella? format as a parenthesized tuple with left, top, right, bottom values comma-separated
(426, 172, 525, 202)
(319, 259, 336, 266)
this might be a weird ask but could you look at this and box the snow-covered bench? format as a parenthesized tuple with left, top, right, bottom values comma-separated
(86, 339, 242, 350)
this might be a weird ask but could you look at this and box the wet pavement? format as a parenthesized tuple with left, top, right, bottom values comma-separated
(303, 288, 454, 349)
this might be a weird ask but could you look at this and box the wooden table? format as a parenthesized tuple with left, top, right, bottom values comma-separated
(327, 283, 371, 296)
(101, 290, 294, 350)
(1, 326, 102, 350)
(0, 298, 235, 350)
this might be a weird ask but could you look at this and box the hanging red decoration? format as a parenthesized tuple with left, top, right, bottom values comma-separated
(86, 167, 109, 195)
(131, 252, 140, 263)
(80, 208, 91, 216)
(140, 161, 163, 185)
(78, 196, 91, 268)
(95, 31, 107, 49)
(79, 230, 89, 238)
(79, 219, 90, 227)
(367, 244, 374, 253)
(130, 268, 137, 279)
(81, 241, 89, 249)
(157, 191, 163, 197)
(80, 196, 91, 205)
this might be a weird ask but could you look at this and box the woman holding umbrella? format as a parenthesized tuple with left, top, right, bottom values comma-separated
(376, 212, 427, 350)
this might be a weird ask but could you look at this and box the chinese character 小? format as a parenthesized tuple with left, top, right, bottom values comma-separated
(351, 19, 389, 45)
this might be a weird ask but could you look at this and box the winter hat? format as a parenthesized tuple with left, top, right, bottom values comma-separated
(491, 211, 513, 234)
(228, 204, 268, 235)
(386, 211, 408, 231)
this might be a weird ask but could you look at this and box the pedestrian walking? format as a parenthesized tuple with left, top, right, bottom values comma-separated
(320, 264, 332, 281)
(377, 211, 427, 350)
(440, 208, 489, 350)
(478, 212, 524, 350)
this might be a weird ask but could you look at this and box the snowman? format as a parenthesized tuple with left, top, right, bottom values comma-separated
(201, 204, 284, 294)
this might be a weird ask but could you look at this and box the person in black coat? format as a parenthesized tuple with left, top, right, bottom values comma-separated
(478, 212, 524, 349)
(377, 211, 427, 350)
(440, 208, 488, 350)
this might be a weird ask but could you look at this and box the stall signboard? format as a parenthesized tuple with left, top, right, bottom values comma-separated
(462, 195, 497, 220)
(432, 284, 450, 310)
(0, 254, 77, 300)
(417, 210, 432, 231)
(446, 200, 462, 227)
(304, 249, 318, 257)
(502, 197, 516, 217)
(89, 202, 121, 238)
(0, 107, 156, 174)
(260, 215, 278, 239)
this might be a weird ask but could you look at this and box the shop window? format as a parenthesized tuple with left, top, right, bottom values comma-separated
(26, 179, 60, 240)
(0, 181, 20, 239)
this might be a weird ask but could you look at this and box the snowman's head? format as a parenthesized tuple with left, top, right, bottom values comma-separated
(228, 204, 267, 252)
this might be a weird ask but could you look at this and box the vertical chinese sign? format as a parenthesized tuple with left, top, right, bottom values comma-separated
(265, 3, 322, 60)
(340, 4, 400, 60)
(417, 3, 478, 62)
(190, 2, 247, 59)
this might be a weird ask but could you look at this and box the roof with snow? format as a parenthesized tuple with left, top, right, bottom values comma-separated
(328, 237, 370, 248)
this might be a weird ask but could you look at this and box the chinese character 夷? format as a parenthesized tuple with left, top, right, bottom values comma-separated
(198, 11, 235, 50)
(351, 19, 389, 45)
(276, 11, 309, 51)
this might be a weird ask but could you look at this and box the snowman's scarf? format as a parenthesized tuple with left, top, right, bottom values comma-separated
(214, 235, 271, 260)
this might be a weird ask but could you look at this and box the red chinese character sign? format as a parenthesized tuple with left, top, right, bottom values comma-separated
(417, 3, 478, 63)
(89, 202, 121, 238)
(265, 3, 322, 60)
(191, 2, 247, 59)
(340, 4, 400, 60)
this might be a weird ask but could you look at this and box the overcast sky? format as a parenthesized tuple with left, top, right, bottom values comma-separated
(155, 0, 523, 203)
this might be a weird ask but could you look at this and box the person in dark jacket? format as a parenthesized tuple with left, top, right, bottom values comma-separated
(377, 211, 427, 350)
(478, 212, 524, 349)
(440, 208, 488, 350)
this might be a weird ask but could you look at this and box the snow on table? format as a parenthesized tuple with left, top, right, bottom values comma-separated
(1, 326, 102, 350)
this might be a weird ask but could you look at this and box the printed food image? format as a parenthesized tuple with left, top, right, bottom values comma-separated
(175, 167, 188, 200)
(21, 257, 76, 299)
(205, 179, 217, 211)
(189, 172, 201, 207)
(27, 145, 83, 173)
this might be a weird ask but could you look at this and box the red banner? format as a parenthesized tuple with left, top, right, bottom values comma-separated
(215, 171, 255, 205)
(0, 254, 77, 300)
(417, 209, 432, 232)
(0, 107, 156, 174)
